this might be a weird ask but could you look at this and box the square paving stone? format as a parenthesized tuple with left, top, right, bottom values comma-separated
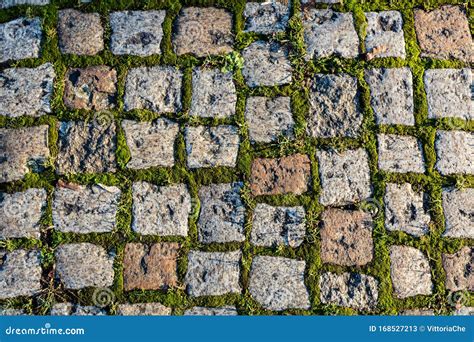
(320, 208, 374, 266)
(400, 309, 435, 316)
(390, 245, 432, 298)
(56, 121, 117, 175)
(251, 203, 306, 248)
(302, 9, 359, 60)
(123, 243, 179, 291)
(249, 256, 310, 311)
(55, 243, 114, 289)
(110, 10, 166, 56)
(242, 41, 292, 87)
(0, 17, 42, 63)
(117, 303, 171, 316)
(190, 68, 237, 118)
(0, 188, 47, 239)
(442, 247, 473, 292)
(442, 188, 473, 239)
(197, 183, 245, 244)
(132, 182, 191, 237)
(365, 68, 414, 126)
(435, 131, 474, 175)
(124, 66, 182, 113)
(377, 134, 425, 174)
(307, 74, 362, 138)
(122, 119, 179, 169)
(64, 66, 117, 111)
(365, 11, 405, 58)
(319, 272, 378, 310)
(172, 7, 234, 57)
(424, 69, 472, 120)
(184, 306, 237, 316)
(245, 96, 294, 143)
(250, 154, 311, 196)
(51, 303, 106, 316)
(0, 63, 55, 118)
(58, 9, 103, 55)
(1, 0, 49, 8)
(52, 184, 121, 234)
(414, 6, 473, 63)
(185, 250, 241, 297)
(0, 249, 42, 299)
(0, 126, 50, 183)
(317, 148, 371, 206)
(384, 183, 430, 237)
(185, 125, 240, 169)
(243, 1, 290, 34)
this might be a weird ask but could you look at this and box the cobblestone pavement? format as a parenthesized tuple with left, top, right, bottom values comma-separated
(0, 0, 472, 316)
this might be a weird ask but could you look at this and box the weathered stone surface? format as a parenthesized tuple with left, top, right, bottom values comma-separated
(251, 203, 306, 247)
(123, 243, 179, 291)
(442, 188, 474, 239)
(0, 17, 42, 63)
(454, 307, 474, 316)
(1, 0, 49, 8)
(414, 6, 473, 63)
(51, 303, 106, 316)
(198, 183, 245, 243)
(442, 247, 473, 292)
(0, 64, 55, 118)
(242, 41, 292, 87)
(303, 9, 358, 60)
(249, 256, 310, 311)
(365, 11, 405, 58)
(124, 66, 182, 113)
(365, 68, 414, 125)
(58, 9, 103, 55)
(55, 243, 114, 289)
(0, 249, 42, 299)
(435, 131, 474, 175)
(52, 184, 121, 234)
(0, 308, 26, 315)
(190, 68, 236, 118)
(390, 245, 432, 298)
(64, 66, 117, 111)
(185, 126, 240, 168)
(122, 119, 179, 169)
(243, 1, 290, 34)
(245, 96, 294, 143)
(377, 134, 425, 173)
(132, 182, 191, 236)
(110, 10, 165, 56)
(0, 126, 50, 183)
(117, 303, 171, 316)
(320, 272, 378, 310)
(184, 306, 237, 316)
(424, 69, 472, 120)
(400, 309, 435, 316)
(185, 250, 241, 297)
(173, 7, 233, 57)
(0, 188, 47, 239)
(317, 149, 371, 206)
(56, 121, 117, 175)
(250, 154, 311, 196)
(384, 183, 430, 237)
(307, 74, 361, 138)
(320, 209, 373, 266)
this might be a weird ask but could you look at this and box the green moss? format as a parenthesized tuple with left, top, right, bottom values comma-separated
(0, 0, 472, 315)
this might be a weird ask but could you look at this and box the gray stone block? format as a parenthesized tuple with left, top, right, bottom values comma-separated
(184, 306, 237, 316)
(132, 182, 191, 236)
(243, 1, 290, 34)
(1, 0, 49, 8)
(249, 256, 310, 311)
(251, 203, 306, 247)
(198, 183, 245, 243)
(442, 246, 473, 292)
(110, 10, 166, 56)
(365, 11, 406, 58)
(0, 188, 47, 239)
(442, 188, 473, 239)
(435, 130, 474, 175)
(185, 250, 241, 297)
(58, 9, 103, 55)
(117, 303, 171, 315)
(52, 184, 121, 234)
(51, 303, 106, 316)
(377, 134, 425, 173)
(0, 17, 42, 62)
